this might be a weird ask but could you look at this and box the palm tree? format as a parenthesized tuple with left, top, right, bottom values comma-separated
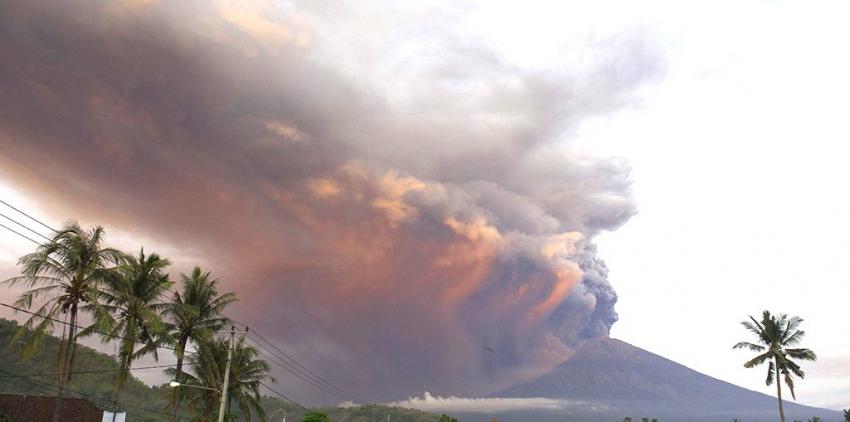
(173, 336, 272, 421)
(733, 310, 817, 422)
(89, 248, 172, 408)
(843, 409, 849, 422)
(165, 267, 237, 421)
(1, 222, 122, 422)
(226, 335, 274, 421)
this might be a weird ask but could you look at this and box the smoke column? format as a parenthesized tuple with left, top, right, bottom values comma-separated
(0, 0, 662, 401)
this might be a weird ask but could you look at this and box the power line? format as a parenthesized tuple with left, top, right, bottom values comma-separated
(257, 379, 309, 411)
(0, 368, 57, 397)
(258, 380, 343, 422)
(225, 321, 358, 403)
(0, 302, 200, 357)
(247, 332, 362, 403)
(0, 367, 194, 421)
(0, 199, 57, 232)
(0, 363, 178, 379)
(1, 200, 369, 407)
(249, 337, 352, 402)
(0, 211, 52, 242)
(0, 221, 41, 245)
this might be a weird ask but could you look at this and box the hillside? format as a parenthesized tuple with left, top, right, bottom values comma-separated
(0, 318, 450, 421)
(495, 337, 841, 422)
(0, 317, 173, 421)
(260, 399, 454, 422)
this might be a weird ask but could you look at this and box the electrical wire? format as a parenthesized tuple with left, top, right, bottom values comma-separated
(0, 363, 178, 379)
(0, 302, 200, 357)
(0, 199, 57, 232)
(0, 211, 52, 242)
(0, 367, 194, 420)
(247, 332, 362, 403)
(0, 200, 369, 410)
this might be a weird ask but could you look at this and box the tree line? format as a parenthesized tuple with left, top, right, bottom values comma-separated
(2, 221, 270, 421)
(3, 220, 846, 422)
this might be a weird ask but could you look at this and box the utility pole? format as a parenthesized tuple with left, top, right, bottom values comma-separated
(217, 325, 236, 422)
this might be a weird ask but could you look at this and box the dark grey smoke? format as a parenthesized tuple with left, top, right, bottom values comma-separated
(0, 0, 662, 402)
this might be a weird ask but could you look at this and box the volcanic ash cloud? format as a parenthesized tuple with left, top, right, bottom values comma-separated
(0, 0, 663, 400)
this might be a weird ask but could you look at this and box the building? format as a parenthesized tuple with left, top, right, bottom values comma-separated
(0, 394, 104, 422)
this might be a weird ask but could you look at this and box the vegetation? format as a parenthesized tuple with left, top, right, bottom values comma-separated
(1, 221, 456, 422)
(90, 249, 173, 406)
(3, 317, 455, 421)
(844, 409, 850, 422)
(170, 336, 272, 420)
(318, 404, 448, 422)
(0, 221, 837, 422)
(303, 411, 331, 422)
(1, 222, 123, 420)
(0, 317, 169, 421)
(165, 266, 237, 420)
(733, 310, 817, 422)
(0, 222, 255, 420)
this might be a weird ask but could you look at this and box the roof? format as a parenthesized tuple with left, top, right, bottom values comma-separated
(0, 394, 104, 422)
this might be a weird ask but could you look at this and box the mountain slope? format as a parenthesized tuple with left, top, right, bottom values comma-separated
(497, 337, 840, 421)
(0, 318, 453, 421)
(0, 317, 173, 421)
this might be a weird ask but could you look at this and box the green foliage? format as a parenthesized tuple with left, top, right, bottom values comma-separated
(171, 336, 271, 421)
(259, 399, 449, 422)
(320, 404, 449, 422)
(2, 222, 122, 377)
(0, 319, 451, 422)
(808, 417, 823, 422)
(303, 411, 331, 422)
(164, 266, 237, 417)
(844, 409, 850, 422)
(733, 310, 817, 422)
(0, 318, 171, 421)
(88, 248, 172, 403)
(0, 223, 450, 422)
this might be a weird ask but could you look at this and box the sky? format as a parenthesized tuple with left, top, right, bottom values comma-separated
(0, 0, 848, 411)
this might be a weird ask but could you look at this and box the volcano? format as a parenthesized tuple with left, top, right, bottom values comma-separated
(488, 337, 840, 422)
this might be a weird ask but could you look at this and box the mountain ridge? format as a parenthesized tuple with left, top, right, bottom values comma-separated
(491, 337, 841, 421)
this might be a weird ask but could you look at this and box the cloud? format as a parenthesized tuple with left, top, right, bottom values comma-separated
(0, 0, 662, 402)
(388, 392, 589, 413)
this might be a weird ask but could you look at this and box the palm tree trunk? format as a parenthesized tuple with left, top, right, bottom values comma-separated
(66, 340, 79, 382)
(171, 336, 188, 422)
(113, 335, 134, 407)
(110, 339, 133, 422)
(52, 304, 77, 422)
(775, 356, 786, 422)
(56, 324, 66, 384)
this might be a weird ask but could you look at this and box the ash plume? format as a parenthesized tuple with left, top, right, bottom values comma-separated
(0, 0, 662, 401)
